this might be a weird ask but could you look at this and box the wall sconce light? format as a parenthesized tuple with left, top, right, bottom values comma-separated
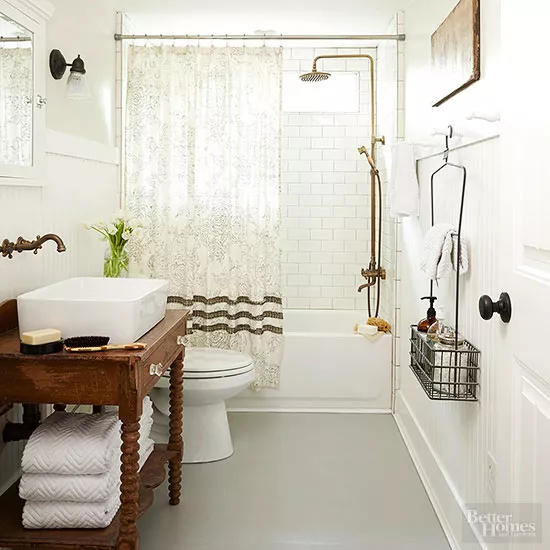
(49, 49, 91, 100)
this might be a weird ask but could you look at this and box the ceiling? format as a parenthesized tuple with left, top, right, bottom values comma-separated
(121, 0, 411, 35)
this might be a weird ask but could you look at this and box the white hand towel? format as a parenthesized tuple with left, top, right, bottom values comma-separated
(22, 411, 121, 476)
(389, 142, 420, 218)
(22, 491, 121, 529)
(438, 231, 469, 279)
(19, 437, 155, 503)
(420, 223, 469, 280)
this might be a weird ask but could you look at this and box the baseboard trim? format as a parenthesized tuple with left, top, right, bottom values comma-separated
(228, 407, 392, 414)
(394, 391, 485, 550)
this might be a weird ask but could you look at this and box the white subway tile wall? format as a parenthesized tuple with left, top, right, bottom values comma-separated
(282, 46, 397, 314)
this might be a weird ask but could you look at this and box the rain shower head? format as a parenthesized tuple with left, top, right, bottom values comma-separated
(299, 68, 331, 82)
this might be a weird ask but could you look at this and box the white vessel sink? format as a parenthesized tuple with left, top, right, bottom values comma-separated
(18, 277, 169, 344)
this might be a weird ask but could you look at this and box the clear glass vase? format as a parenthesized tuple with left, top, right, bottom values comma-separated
(104, 245, 129, 278)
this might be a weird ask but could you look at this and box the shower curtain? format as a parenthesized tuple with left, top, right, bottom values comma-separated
(125, 45, 283, 390)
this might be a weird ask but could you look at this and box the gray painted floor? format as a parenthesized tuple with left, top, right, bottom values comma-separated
(139, 413, 450, 550)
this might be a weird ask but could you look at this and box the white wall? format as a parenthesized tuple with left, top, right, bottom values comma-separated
(122, 0, 407, 35)
(0, 0, 120, 494)
(395, 0, 502, 547)
(404, 0, 501, 145)
(46, 0, 119, 146)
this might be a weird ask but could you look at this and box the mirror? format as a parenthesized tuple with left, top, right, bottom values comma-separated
(0, 13, 33, 167)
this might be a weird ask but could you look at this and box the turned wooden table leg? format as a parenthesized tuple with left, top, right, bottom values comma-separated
(168, 354, 184, 505)
(118, 418, 141, 550)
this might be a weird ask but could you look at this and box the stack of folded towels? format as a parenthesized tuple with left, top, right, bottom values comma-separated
(19, 397, 154, 529)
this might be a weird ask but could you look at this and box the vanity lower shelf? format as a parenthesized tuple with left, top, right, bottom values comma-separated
(0, 444, 177, 550)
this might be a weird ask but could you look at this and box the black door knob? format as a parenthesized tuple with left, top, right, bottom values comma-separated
(479, 292, 512, 323)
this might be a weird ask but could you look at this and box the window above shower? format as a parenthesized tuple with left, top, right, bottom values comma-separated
(283, 72, 360, 113)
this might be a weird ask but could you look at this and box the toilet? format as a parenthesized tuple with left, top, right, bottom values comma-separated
(150, 347, 255, 463)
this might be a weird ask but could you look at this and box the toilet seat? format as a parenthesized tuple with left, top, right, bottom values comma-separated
(162, 347, 254, 380)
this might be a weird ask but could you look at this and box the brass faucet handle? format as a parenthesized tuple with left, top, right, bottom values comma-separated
(360, 267, 386, 280)
(1, 239, 13, 258)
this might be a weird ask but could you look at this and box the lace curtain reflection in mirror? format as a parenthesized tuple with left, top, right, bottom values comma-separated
(0, 13, 33, 167)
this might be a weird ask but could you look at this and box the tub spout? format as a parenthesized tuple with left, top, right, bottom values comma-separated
(358, 280, 376, 292)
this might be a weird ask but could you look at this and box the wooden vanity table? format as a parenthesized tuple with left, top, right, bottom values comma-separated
(0, 300, 188, 550)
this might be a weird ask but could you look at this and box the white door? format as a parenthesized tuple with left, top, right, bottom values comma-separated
(498, 2, 550, 547)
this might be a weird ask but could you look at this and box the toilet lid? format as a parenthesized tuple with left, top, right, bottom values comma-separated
(163, 347, 254, 378)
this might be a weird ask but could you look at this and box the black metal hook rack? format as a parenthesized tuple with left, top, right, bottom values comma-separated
(409, 126, 481, 401)
(430, 125, 466, 348)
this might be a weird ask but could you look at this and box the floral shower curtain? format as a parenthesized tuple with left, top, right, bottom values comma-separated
(0, 45, 32, 166)
(125, 45, 283, 390)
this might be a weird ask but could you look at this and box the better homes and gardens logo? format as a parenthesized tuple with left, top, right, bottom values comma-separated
(463, 503, 542, 544)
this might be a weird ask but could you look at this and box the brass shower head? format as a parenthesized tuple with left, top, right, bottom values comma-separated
(299, 68, 331, 82)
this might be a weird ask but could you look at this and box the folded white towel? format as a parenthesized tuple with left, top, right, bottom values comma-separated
(23, 396, 154, 477)
(388, 142, 419, 218)
(420, 223, 469, 280)
(19, 438, 155, 503)
(22, 411, 121, 476)
(23, 491, 121, 529)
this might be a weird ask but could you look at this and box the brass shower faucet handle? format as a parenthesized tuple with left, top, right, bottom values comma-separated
(358, 267, 386, 293)
(361, 267, 386, 281)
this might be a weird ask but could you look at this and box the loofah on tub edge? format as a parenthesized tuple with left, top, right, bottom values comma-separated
(367, 317, 391, 333)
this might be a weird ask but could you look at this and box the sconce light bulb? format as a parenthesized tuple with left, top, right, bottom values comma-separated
(66, 71, 91, 100)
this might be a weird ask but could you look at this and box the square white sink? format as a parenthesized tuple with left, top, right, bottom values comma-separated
(18, 277, 169, 344)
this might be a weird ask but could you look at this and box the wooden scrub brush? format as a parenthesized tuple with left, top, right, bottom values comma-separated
(64, 336, 147, 353)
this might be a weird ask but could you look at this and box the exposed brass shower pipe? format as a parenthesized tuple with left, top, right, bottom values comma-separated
(302, 54, 386, 317)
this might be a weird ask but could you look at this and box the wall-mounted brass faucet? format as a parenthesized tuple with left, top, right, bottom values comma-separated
(1, 234, 66, 259)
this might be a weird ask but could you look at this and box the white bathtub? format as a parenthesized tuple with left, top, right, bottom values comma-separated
(228, 310, 392, 412)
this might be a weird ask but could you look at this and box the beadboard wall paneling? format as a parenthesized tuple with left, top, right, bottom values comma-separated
(0, 147, 119, 494)
(395, 137, 500, 547)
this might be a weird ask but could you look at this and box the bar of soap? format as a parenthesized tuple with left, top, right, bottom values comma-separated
(21, 328, 62, 345)
(358, 324, 378, 336)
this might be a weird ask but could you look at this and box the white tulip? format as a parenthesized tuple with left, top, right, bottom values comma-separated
(122, 230, 131, 240)
(106, 223, 118, 235)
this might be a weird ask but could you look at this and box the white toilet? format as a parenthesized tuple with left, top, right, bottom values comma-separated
(150, 347, 255, 463)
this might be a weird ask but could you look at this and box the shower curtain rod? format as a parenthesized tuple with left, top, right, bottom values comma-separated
(114, 33, 405, 42)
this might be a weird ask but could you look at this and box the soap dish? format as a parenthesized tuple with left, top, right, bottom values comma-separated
(20, 340, 64, 355)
